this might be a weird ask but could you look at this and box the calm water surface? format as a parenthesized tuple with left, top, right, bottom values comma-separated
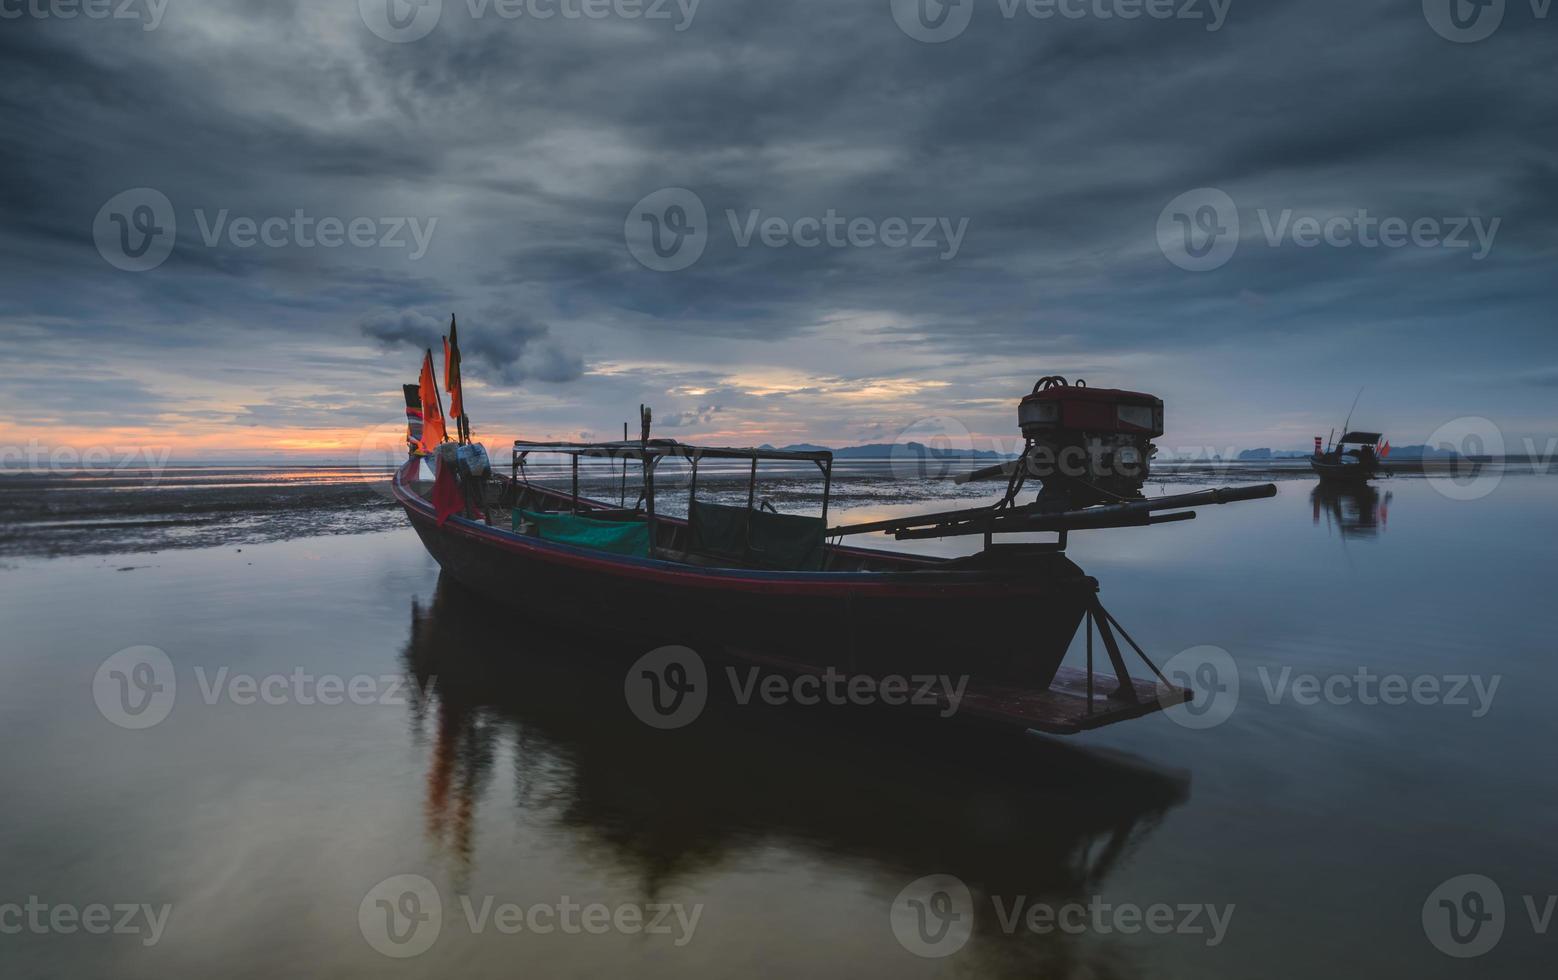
(0, 468, 1553, 978)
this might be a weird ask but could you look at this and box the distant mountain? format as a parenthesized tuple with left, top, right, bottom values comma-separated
(1386, 444, 1467, 459)
(759, 442, 1008, 460)
(1237, 448, 1311, 460)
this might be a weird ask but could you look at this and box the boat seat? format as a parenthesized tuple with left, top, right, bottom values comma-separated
(688, 501, 825, 571)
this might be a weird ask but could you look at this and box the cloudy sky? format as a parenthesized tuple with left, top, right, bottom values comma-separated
(2, 0, 1553, 462)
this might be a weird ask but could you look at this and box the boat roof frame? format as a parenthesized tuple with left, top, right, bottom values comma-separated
(1336, 431, 1383, 446)
(511, 438, 835, 540)
(513, 439, 832, 464)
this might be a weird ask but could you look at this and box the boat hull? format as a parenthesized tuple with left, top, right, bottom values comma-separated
(1311, 458, 1376, 485)
(394, 463, 1094, 691)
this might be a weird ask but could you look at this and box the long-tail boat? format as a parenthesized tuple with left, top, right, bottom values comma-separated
(394, 339, 1275, 735)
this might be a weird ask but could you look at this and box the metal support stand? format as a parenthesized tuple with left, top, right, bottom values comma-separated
(1080, 595, 1171, 714)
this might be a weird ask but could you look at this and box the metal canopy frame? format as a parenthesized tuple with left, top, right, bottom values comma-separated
(512, 439, 835, 549)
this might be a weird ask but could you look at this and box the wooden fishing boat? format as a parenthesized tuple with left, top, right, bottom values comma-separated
(395, 342, 1275, 735)
(1311, 431, 1384, 485)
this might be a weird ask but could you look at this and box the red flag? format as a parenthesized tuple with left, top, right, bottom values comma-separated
(1380, 440, 1391, 458)
(418, 351, 447, 453)
(430, 454, 463, 526)
(443, 316, 464, 430)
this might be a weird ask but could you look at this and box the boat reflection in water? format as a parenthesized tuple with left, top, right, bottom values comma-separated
(1311, 483, 1392, 539)
(399, 576, 1191, 974)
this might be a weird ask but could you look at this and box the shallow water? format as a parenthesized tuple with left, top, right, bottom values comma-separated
(0, 466, 1553, 978)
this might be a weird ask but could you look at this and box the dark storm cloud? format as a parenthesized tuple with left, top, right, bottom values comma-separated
(1, 0, 1554, 448)
(359, 307, 584, 383)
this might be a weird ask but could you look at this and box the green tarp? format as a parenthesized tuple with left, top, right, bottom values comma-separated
(689, 501, 826, 571)
(515, 509, 651, 558)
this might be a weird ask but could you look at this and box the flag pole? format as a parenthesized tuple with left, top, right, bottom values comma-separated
(448, 314, 470, 445)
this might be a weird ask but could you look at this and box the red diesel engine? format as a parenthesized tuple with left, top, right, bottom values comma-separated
(1018, 377, 1164, 506)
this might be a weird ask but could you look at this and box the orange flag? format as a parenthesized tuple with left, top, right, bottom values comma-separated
(418, 351, 447, 453)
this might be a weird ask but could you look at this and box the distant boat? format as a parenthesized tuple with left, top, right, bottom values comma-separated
(1311, 431, 1385, 485)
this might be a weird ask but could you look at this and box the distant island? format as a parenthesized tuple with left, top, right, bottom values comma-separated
(1236, 449, 1311, 460)
(759, 442, 1009, 460)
